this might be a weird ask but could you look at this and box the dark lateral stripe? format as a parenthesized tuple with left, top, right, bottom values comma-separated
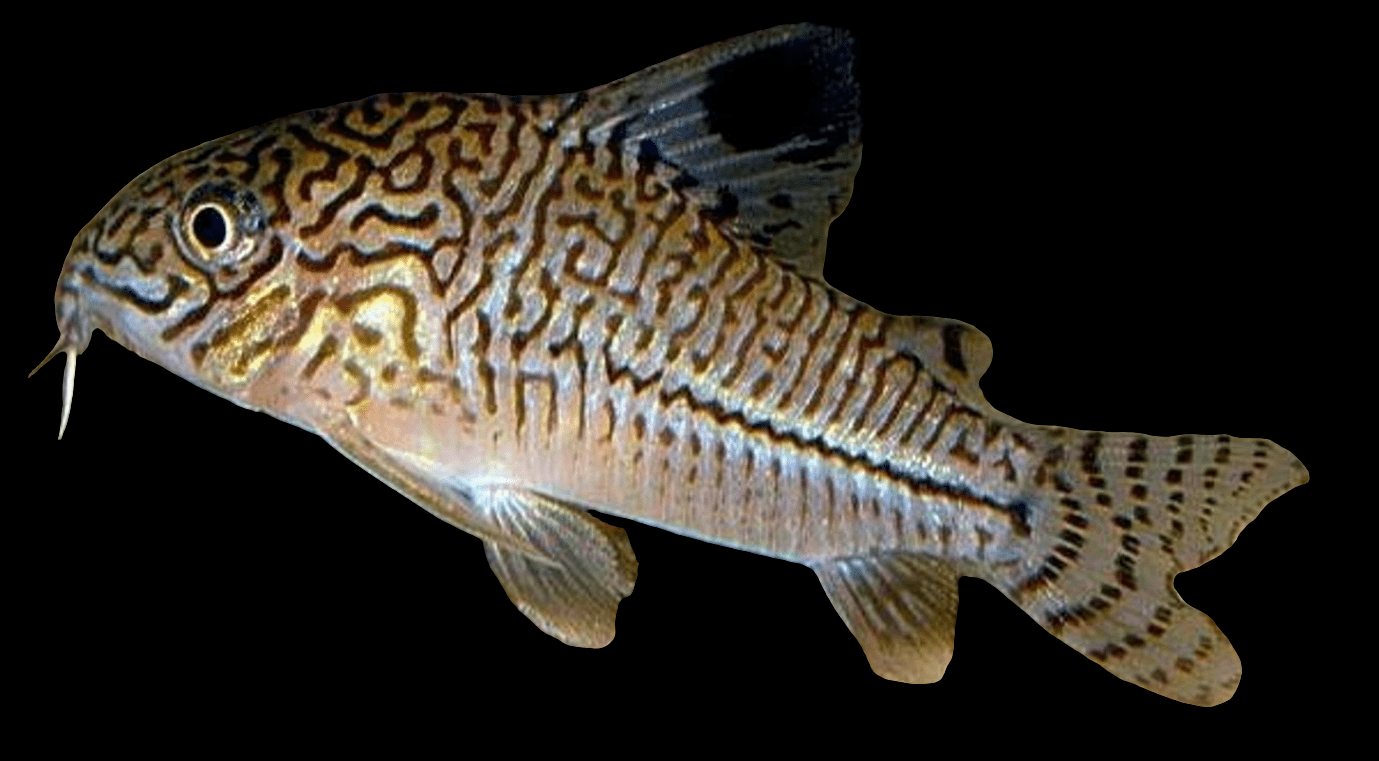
(648, 381, 1031, 537)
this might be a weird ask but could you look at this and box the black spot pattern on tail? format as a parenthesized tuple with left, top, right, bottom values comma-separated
(1002, 431, 1306, 704)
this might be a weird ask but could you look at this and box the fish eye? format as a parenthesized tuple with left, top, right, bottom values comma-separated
(176, 182, 264, 269)
(190, 203, 229, 249)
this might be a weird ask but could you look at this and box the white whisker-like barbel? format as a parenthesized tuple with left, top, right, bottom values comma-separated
(30, 24, 1308, 706)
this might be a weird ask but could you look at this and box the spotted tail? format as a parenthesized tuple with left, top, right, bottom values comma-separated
(999, 430, 1308, 706)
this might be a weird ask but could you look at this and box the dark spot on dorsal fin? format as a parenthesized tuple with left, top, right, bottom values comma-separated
(701, 185, 739, 224)
(700, 30, 859, 161)
(636, 139, 662, 174)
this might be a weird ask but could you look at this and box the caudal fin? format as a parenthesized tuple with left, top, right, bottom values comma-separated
(999, 431, 1308, 706)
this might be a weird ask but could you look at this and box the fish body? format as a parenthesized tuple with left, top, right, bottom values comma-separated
(28, 24, 1309, 705)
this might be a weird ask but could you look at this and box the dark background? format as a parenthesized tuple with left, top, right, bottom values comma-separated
(14, 10, 1333, 739)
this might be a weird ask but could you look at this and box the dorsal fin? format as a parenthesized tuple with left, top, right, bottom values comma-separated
(580, 23, 862, 280)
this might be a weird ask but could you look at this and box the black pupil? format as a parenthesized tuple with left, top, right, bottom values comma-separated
(192, 207, 227, 248)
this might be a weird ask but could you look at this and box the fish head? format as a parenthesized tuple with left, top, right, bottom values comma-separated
(34, 133, 296, 437)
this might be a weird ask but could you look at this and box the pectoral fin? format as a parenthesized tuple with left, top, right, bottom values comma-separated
(476, 485, 638, 648)
(811, 553, 961, 683)
(313, 424, 637, 647)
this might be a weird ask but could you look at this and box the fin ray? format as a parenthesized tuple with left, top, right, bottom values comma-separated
(995, 432, 1309, 705)
(582, 23, 862, 280)
(477, 486, 638, 648)
(811, 553, 960, 683)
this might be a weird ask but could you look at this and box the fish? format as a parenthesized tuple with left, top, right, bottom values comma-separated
(26, 22, 1309, 706)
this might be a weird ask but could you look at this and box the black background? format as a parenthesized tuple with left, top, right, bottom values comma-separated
(15, 10, 1333, 740)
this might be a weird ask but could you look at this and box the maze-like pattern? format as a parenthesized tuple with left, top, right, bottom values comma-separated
(49, 24, 1308, 705)
(66, 90, 1041, 562)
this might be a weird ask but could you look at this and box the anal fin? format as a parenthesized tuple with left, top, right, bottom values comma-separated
(476, 485, 638, 649)
(810, 553, 960, 683)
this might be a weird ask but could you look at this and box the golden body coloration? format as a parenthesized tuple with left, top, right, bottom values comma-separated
(32, 25, 1307, 705)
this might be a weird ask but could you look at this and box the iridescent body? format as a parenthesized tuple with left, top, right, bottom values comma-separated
(31, 25, 1308, 705)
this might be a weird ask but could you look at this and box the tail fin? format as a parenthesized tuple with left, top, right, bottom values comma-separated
(998, 431, 1308, 706)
